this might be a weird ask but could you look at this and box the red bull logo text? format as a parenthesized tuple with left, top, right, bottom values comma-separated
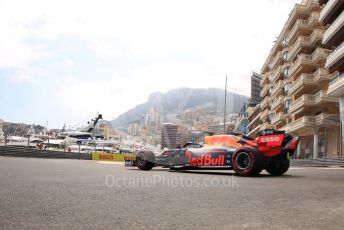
(185, 152, 225, 166)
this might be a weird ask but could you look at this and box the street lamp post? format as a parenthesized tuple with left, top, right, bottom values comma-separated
(224, 75, 228, 134)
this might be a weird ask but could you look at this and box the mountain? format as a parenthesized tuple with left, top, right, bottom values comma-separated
(111, 88, 248, 128)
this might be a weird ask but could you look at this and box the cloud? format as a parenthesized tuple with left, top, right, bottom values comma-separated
(57, 59, 249, 120)
(0, 16, 49, 83)
(0, 0, 300, 125)
(63, 58, 75, 68)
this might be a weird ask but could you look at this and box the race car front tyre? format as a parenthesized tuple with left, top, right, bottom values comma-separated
(232, 148, 265, 176)
(265, 159, 290, 176)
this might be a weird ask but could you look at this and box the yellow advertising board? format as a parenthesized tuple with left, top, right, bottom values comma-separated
(92, 152, 135, 161)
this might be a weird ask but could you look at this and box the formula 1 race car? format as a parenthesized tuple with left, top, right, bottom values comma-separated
(124, 130, 300, 176)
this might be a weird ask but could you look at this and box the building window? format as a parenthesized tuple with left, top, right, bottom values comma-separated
(284, 66, 289, 78)
(269, 113, 274, 122)
(283, 51, 288, 62)
(285, 99, 291, 113)
(284, 84, 290, 96)
(282, 37, 288, 47)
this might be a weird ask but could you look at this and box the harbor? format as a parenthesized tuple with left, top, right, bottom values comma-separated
(0, 115, 161, 155)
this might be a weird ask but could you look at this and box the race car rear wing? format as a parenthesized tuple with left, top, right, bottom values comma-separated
(259, 129, 285, 136)
(257, 129, 299, 157)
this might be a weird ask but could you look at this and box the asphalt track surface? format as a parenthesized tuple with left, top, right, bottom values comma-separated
(1, 157, 344, 230)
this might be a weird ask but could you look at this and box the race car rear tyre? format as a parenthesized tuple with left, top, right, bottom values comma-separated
(265, 159, 290, 176)
(232, 148, 265, 176)
(136, 151, 155, 170)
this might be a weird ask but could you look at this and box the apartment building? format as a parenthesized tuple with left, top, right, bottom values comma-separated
(234, 103, 248, 134)
(249, 72, 262, 106)
(250, 0, 340, 158)
(161, 123, 178, 149)
(0, 120, 4, 141)
(161, 123, 188, 149)
(320, 0, 344, 153)
(248, 72, 262, 105)
(208, 123, 226, 134)
(245, 72, 263, 137)
(246, 104, 261, 137)
(188, 130, 209, 143)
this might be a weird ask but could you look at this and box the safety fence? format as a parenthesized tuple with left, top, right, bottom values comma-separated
(0, 145, 92, 160)
(291, 157, 344, 167)
(1, 145, 343, 166)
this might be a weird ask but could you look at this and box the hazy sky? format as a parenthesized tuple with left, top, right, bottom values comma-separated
(0, 0, 300, 128)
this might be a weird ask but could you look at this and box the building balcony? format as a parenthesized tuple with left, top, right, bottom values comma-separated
(289, 48, 331, 78)
(328, 72, 344, 97)
(261, 40, 283, 74)
(288, 10, 322, 47)
(234, 116, 248, 133)
(261, 73, 269, 85)
(270, 51, 283, 70)
(247, 112, 260, 128)
(260, 0, 319, 74)
(287, 19, 312, 46)
(284, 94, 291, 103)
(289, 54, 313, 78)
(247, 124, 260, 137)
(325, 41, 344, 73)
(280, 113, 339, 133)
(289, 36, 310, 61)
(268, 73, 274, 83)
(271, 112, 283, 125)
(320, 0, 344, 26)
(309, 29, 324, 45)
(289, 29, 323, 61)
(283, 78, 292, 87)
(260, 84, 269, 97)
(323, 10, 344, 47)
(311, 47, 332, 64)
(289, 68, 335, 95)
(270, 66, 283, 83)
(260, 97, 269, 109)
(289, 90, 338, 113)
(271, 80, 283, 97)
(271, 96, 283, 110)
(286, 0, 320, 31)
(261, 60, 271, 74)
(260, 122, 274, 131)
(307, 11, 321, 28)
(260, 109, 269, 121)
(247, 105, 260, 120)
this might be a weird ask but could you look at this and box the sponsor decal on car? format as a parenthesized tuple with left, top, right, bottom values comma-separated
(185, 151, 225, 166)
(260, 136, 280, 143)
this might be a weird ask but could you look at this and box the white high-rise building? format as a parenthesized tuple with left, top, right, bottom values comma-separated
(0, 120, 4, 141)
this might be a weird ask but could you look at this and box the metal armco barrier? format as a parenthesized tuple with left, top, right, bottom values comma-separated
(1, 146, 343, 166)
(0, 146, 92, 160)
(291, 157, 344, 167)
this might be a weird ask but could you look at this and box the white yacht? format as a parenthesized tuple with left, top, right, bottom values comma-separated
(43, 114, 104, 149)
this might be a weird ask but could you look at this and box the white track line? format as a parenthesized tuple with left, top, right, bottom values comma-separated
(95, 161, 124, 165)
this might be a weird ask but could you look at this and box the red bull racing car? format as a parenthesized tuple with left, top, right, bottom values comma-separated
(125, 130, 300, 176)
